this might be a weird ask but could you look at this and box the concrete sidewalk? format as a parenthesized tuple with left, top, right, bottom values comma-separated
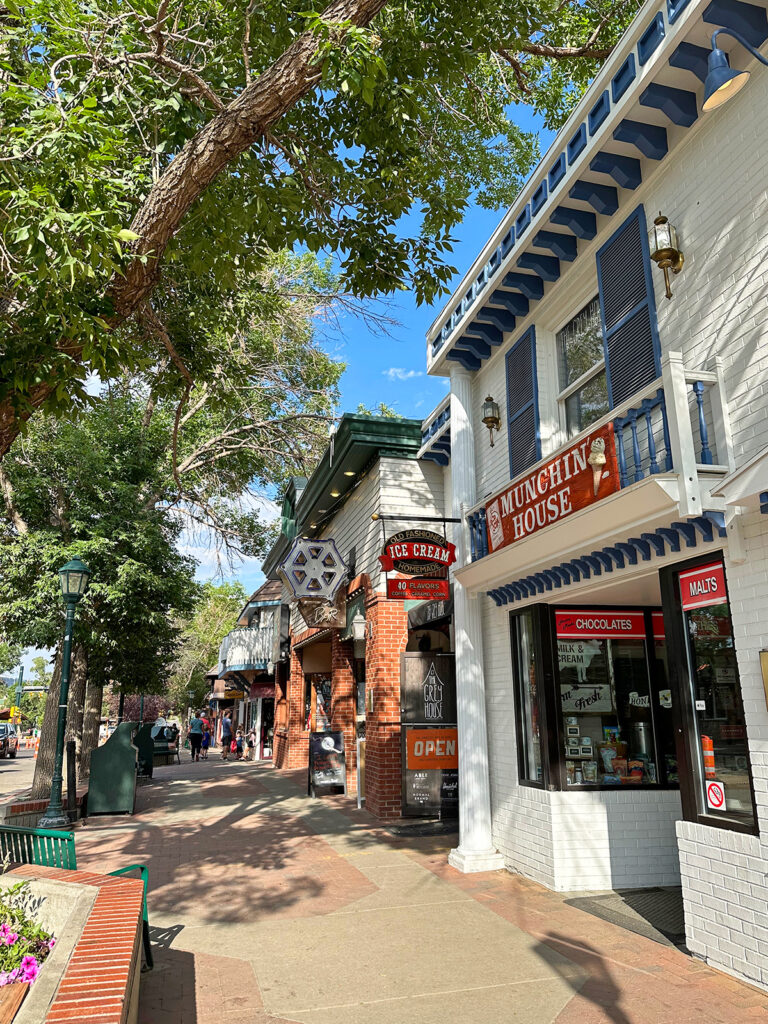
(73, 760, 768, 1024)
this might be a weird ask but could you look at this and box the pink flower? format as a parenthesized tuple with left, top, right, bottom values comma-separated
(20, 957, 38, 983)
(48, 937, 56, 950)
(0, 969, 20, 987)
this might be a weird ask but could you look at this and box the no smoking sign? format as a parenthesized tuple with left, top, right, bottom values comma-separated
(706, 780, 727, 811)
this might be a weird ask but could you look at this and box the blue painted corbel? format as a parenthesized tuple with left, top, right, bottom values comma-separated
(571, 558, 592, 579)
(700, 510, 728, 536)
(688, 516, 714, 542)
(615, 542, 639, 565)
(489, 590, 505, 607)
(476, 308, 517, 333)
(465, 322, 503, 347)
(590, 550, 614, 572)
(627, 538, 652, 561)
(656, 527, 681, 552)
(550, 566, 571, 586)
(581, 555, 603, 576)
(671, 521, 698, 547)
(560, 562, 580, 582)
(640, 532, 666, 556)
(602, 547, 626, 569)
(541, 569, 562, 588)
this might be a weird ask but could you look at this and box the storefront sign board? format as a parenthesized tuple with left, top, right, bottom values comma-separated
(485, 424, 620, 553)
(560, 683, 613, 713)
(308, 731, 346, 797)
(379, 529, 456, 575)
(679, 561, 727, 610)
(387, 578, 450, 601)
(555, 610, 646, 639)
(400, 654, 457, 724)
(405, 728, 459, 770)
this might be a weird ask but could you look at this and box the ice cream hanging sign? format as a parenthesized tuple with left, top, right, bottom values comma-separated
(485, 424, 620, 554)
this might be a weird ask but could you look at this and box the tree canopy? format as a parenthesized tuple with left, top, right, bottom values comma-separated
(0, 0, 642, 456)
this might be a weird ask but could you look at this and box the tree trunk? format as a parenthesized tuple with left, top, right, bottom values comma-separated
(78, 678, 104, 784)
(0, 0, 390, 460)
(66, 646, 88, 773)
(30, 648, 63, 801)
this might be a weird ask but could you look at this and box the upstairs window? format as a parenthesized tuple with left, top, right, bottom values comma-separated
(556, 297, 609, 438)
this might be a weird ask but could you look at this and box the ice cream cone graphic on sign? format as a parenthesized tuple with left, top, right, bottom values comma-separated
(587, 437, 607, 496)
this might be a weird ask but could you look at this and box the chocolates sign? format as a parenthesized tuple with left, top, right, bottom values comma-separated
(379, 529, 456, 576)
(485, 425, 620, 553)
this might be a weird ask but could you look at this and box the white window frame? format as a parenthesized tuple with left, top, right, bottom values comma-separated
(555, 295, 607, 440)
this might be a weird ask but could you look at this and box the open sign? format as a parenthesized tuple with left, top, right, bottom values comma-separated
(406, 728, 459, 770)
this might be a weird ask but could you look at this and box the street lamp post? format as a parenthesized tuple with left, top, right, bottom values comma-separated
(38, 557, 91, 830)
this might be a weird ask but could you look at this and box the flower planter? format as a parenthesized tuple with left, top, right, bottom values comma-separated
(0, 982, 28, 1024)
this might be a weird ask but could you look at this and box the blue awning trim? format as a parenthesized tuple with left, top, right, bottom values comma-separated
(486, 514, 728, 605)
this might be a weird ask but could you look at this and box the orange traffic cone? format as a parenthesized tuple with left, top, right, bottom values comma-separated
(33, 736, 40, 759)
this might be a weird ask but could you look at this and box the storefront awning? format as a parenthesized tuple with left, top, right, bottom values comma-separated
(408, 596, 453, 630)
(456, 474, 682, 593)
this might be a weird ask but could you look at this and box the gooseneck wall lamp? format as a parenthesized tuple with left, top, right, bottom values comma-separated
(703, 28, 768, 112)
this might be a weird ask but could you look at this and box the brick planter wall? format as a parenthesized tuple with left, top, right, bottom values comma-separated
(11, 866, 144, 1024)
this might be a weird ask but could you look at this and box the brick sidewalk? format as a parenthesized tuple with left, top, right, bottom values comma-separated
(71, 760, 768, 1023)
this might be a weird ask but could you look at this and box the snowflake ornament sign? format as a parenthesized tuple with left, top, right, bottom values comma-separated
(278, 537, 348, 601)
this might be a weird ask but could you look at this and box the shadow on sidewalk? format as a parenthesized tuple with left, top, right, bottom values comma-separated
(75, 763, 384, 926)
(534, 932, 633, 1024)
(139, 946, 197, 1024)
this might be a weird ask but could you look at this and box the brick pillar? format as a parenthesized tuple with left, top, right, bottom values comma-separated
(273, 637, 309, 770)
(365, 594, 408, 820)
(331, 633, 357, 793)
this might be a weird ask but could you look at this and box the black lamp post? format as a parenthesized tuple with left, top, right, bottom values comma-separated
(38, 557, 91, 829)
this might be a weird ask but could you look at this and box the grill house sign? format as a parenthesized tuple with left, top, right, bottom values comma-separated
(485, 424, 620, 554)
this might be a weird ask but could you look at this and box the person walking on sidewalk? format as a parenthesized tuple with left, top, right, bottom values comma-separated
(188, 711, 205, 762)
(220, 711, 233, 760)
(246, 726, 257, 761)
(201, 726, 210, 760)
(235, 727, 245, 761)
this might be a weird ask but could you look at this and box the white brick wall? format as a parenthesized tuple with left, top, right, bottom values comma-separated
(467, 17, 768, 979)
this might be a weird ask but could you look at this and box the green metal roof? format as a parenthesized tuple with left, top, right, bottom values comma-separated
(262, 414, 422, 577)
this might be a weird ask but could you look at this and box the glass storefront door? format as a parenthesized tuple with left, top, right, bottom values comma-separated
(677, 560, 756, 829)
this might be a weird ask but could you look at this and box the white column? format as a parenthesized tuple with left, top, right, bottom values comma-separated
(448, 367, 505, 873)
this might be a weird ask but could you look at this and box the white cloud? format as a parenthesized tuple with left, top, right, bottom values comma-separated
(383, 367, 423, 382)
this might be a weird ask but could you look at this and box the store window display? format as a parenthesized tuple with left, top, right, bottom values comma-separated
(511, 604, 678, 790)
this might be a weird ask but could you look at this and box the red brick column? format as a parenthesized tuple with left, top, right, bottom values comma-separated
(364, 593, 408, 820)
(273, 635, 309, 770)
(331, 632, 357, 793)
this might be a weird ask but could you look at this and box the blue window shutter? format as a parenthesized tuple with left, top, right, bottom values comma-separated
(505, 327, 541, 478)
(596, 206, 661, 408)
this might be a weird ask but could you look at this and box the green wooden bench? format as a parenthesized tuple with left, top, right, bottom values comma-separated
(0, 825, 153, 970)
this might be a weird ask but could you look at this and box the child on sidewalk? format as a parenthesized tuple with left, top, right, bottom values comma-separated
(201, 726, 210, 760)
(235, 727, 244, 761)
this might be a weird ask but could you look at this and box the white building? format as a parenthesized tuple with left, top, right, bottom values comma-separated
(420, 0, 768, 990)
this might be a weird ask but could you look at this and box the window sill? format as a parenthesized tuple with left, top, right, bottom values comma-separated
(692, 813, 759, 837)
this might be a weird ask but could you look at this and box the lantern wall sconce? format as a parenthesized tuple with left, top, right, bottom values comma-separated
(649, 215, 684, 300)
(482, 396, 501, 447)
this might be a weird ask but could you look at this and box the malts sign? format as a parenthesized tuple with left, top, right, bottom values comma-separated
(679, 561, 727, 610)
(379, 529, 456, 575)
(485, 424, 620, 554)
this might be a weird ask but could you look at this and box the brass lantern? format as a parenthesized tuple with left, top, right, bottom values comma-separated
(649, 214, 684, 300)
(482, 395, 501, 447)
